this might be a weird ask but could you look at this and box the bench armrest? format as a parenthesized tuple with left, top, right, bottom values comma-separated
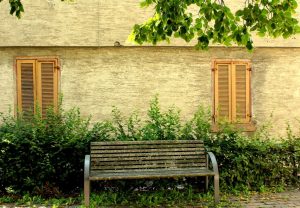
(207, 152, 220, 203)
(207, 152, 219, 177)
(84, 155, 91, 180)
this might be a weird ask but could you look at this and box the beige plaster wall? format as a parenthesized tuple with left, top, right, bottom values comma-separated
(1, 47, 300, 136)
(0, 0, 299, 47)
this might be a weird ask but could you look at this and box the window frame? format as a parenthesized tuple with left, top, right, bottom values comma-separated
(211, 59, 256, 132)
(15, 56, 61, 116)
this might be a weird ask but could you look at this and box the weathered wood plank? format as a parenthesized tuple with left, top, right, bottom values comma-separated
(90, 144, 204, 150)
(91, 151, 205, 158)
(91, 147, 205, 154)
(91, 140, 203, 146)
(91, 167, 210, 174)
(89, 168, 214, 180)
(90, 155, 203, 162)
(91, 163, 207, 170)
(91, 158, 206, 166)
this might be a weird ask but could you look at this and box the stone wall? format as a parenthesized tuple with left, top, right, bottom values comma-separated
(0, 0, 299, 47)
(1, 47, 300, 136)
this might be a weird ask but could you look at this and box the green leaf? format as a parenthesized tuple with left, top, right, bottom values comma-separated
(140, 0, 152, 7)
(235, 10, 244, 16)
(128, 0, 300, 51)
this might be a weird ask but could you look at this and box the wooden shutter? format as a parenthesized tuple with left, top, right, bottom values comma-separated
(232, 64, 250, 123)
(37, 60, 58, 117)
(17, 58, 59, 118)
(214, 64, 231, 121)
(17, 60, 36, 117)
(213, 60, 251, 124)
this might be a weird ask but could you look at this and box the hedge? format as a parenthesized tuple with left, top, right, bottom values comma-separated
(0, 97, 299, 196)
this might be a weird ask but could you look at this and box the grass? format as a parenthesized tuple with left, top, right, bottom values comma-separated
(0, 188, 243, 208)
(0, 183, 293, 208)
(0, 194, 81, 207)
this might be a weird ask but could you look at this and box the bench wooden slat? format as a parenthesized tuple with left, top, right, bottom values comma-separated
(90, 155, 204, 162)
(91, 161, 207, 169)
(91, 147, 205, 154)
(89, 168, 214, 180)
(91, 140, 203, 146)
(91, 158, 206, 167)
(92, 163, 206, 171)
(91, 144, 204, 150)
(91, 151, 205, 158)
(90, 167, 210, 174)
(91, 158, 206, 166)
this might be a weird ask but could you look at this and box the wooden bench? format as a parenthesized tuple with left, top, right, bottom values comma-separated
(84, 140, 220, 206)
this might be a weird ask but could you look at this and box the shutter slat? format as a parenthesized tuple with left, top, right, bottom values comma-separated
(40, 62, 55, 117)
(20, 63, 35, 116)
(217, 65, 230, 119)
(235, 65, 247, 120)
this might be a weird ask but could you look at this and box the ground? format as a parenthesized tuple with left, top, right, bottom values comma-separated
(239, 188, 300, 208)
(0, 187, 299, 208)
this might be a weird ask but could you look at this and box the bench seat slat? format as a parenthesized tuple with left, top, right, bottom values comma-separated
(91, 155, 204, 162)
(89, 168, 214, 180)
(91, 144, 203, 150)
(92, 162, 207, 170)
(91, 140, 203, 146)
(91, 151, 205, 158)
(91, 147, 205, 154)
(91, 158, 206, 166)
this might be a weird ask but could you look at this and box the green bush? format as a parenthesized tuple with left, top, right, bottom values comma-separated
(0, 108, 93, 195)
(203, 125, 299, 191)
(89, 96, 207, 142)
(0, 97, 299, 197)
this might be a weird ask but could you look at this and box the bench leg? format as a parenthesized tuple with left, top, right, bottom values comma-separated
(214, 174, 220, 203)
(205, 176, 208, 191)
(84, 155, 91, 207)
(207, 152, 220, 204)
(84, 178, 90, 207)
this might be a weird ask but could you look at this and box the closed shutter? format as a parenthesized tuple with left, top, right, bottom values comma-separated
(16, 58, 59, 118)
(214, 64, 231, 121)
(17, 60, 36, 117)
(213, 60, 251, 124)
(37, 60, 58, 117)
(232, 64, 250, 123)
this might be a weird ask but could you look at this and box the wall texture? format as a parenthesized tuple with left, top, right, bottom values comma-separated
(0, 0, 299, 47)
(1, 47, 300, 136)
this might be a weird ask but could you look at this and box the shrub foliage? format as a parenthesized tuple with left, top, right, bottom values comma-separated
(0, 97, 299, 195)
(0, 108, 92, 195)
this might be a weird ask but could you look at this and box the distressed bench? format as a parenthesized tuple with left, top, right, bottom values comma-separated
(84, 140, 219, 206)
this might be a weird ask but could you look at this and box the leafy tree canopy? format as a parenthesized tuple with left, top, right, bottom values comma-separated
(2, 0, 300, 50)
(130, 0, 300, 50)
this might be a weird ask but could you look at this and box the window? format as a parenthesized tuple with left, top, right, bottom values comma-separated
(212, 60, 254, 130)
(16, 58, 59, 117)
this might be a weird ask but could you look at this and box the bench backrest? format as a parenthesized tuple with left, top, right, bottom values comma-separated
(90, 140, 207, 172)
